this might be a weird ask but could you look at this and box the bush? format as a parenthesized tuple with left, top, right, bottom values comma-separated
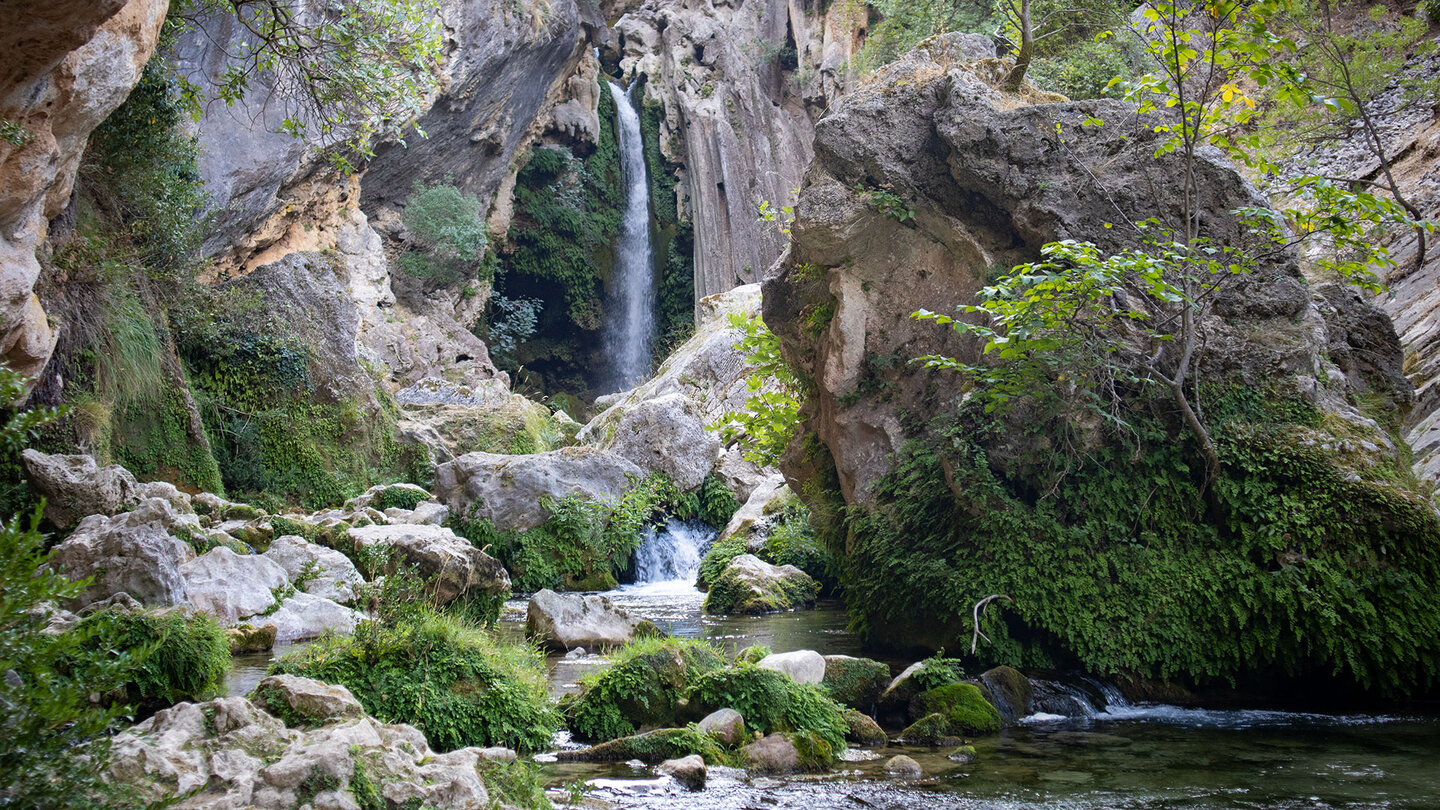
(564, 637, 726, 742)
(820, 656, 891, 709)
(67, 608, 230, 713)
(687, 664, 848, 753)
(271, 612, 558, 752)
(397, 181, 487, 285)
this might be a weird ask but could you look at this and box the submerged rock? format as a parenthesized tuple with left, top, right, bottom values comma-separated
(657, 754, 707, 790)
(20, 450, 138, 529)
(109, 696, 492, 808)
(978, 665, 1035, 723)
(525, 589, 641, 651)
(703, 554, 818, 615)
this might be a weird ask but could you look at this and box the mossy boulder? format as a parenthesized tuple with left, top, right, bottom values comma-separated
(821, 655, 891, 709)
(703, 553, 818, 615)
(904, 683, 1003, 740)
(978, 665, 1033, 722)
(687, 664, 848, 753)
(564, 638, 727, 742)
(555, 727, 723, 764)
(741, 730, 835, 773)
(226, 622, 277, 654)
(841, 709, 887, 745)
(898, 713, 966, 745)
(249, 674, 365, 728)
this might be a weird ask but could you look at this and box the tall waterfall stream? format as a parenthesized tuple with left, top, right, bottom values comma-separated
(602, 80, 658, 393)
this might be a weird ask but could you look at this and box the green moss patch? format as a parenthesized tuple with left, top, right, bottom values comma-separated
(687, 664, 848, 753)
(909, 683, 1003, 736)
(821, 656, 891, 709)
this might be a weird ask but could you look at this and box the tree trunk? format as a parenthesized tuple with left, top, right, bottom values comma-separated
(1000, 0, 1033, 92)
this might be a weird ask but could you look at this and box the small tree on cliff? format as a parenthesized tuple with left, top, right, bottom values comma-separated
(916, 0, 1430, 488)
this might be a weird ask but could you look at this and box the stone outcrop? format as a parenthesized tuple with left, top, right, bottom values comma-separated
(250, 674, 366, 727)
(264, 592, 362, 643)
(610, 0, 864, 296)
(20, 450, 138, 529)
(432, 446, 646, 532)
(582, 393, 719, 491)
(48, 498, 199, 607)
(180, 547, 289, 625)
(397, 377, 572, 470)
(763, 39, 1413, 507)
(526, 589, 641, 651)
(348, 524, 510, 604)
(0, 0, 167, 381)
(109, 694, 494, 809)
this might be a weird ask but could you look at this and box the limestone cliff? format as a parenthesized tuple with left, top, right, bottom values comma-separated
(0, 0, 168, 381)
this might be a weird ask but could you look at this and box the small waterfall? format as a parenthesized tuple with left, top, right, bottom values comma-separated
(1028, 674, 1134, 718)
(632, 519, 714, 585)
(602, 80, 658, 393)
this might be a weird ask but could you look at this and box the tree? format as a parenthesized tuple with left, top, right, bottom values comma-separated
(709, 313, 809, 466)
(167, 0, 445, 172)
(916, 0, 1433, 489)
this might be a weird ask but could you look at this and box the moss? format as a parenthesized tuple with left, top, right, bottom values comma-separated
(841, 709, 888, 745)
(295, 765, 342, 807)
(696, 535, 747, 592)
(563, 726, 725, 764)
(367, 485, 429, 512)
(897, 712, 965, 745)
(687, 664, 848, 753)
(564, 637, 726, 742)
(979, 665, 1033, 721)
(270, 613, 558, 752)
(67, 608, 229, 714)
(821, 657, 891, 709)
(787, 729, 837, 771)
(909, 683, 1003, 736)
(349, 750, 385, 810)
(703, 559, 818, 615)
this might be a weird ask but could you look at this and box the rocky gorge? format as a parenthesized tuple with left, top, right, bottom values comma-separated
(3, 0, 1440, 808)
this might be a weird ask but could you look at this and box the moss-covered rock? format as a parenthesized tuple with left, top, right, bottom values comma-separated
(556, 727, 724, 764)
(897, 713, 966, 746)
(564, 637, 727, 742)
(249, 674, 365, 728)
(226, 622, 277, 655)
(703, 553, 818, 615)
(978, 665, 1033, 722)
(842, 709, 887, 745)
(821, 655, 891, 709)
(741, 730, 835, 773)
(687, 664, 848, 753)
(907, 683, 1003, 738)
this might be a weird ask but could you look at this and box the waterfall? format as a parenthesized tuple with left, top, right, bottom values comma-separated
(632, 519, 714, 585)
(602, 80, 658, 393)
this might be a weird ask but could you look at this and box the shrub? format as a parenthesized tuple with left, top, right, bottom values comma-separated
(697, 534, 747, 592)
(820, 656, 891, 709)
(397, 181, 487, 285)
(564, 637, 726, 742)
(67, 608, 230, 713)
(368, 485, 429, 512)
(271, 612, 558, 752)
(687, 663, 848, 753)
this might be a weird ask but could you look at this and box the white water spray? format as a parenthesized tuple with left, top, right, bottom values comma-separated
(631, 519, 713, 586)
(603, 81, 658, 393)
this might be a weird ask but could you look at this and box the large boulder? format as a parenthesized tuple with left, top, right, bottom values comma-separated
(249, 675, 365, 728)
(432, 446, 645, 532)
(697, 708, 746, 746)
(180, 547, 289, 625)
(581, 393, 719, 492)
(263, 592, 362, 643)
(757, 650, 826, 685)
(47, 498, 199, 607)
(525, 589, 641, 651)
(347, 524, 509, 604)
(108, 696, 492, 808)
(20, 450, 138, 529)
(703, 554, 818, 615)
(262, 535, 364, 605)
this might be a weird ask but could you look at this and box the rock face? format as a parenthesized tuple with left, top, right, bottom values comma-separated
(48, 498, 198, 607)
(764, 43, 1412, 508)
(757, 650, 826, 685)
(262, 535, 365, 605)
(611, 0, 864, 296)
(348, 524, 510, 604)
(180, 547, 289, 625)
(526, 589, 640, 651)
(703, 554, 818, 615)
(0, 0, 167, 381)
(432, 446, 646, 532)
(583, 393, 719, 491)
(20, 450, 138, 529)
(397, 377, 572, 470)
(109, 695, 493, 809)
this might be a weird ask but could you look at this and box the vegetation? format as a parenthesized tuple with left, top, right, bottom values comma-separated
(704, 558, 819, 615)
(687, 663, 849, 753)
(396, 181, 488, 285)
(65, 608, 230, 714)
(272, 609, 558, 752)
(697, 495, 832, 593)
(710, 313, 810, 465)
(819, 656, 891, 709)
(909, 683, 1003, 735)
(563, 636, 726, 741)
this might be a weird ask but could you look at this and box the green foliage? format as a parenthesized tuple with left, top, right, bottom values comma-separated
(1027, 33, 1138, 99)
(820, 656, 891, 709)
(397, 181, 488, 285)
(855, 184, 914, 223)
(664, 474, 740, 529)
(477, 759, 553, 810)
(911, 653, 967, 693)
(0, 509, 135, 809)
(168, 0, 444, 172)
(368, 485, 429, 512)
(697, 534, 747, 593)
(687, 664, 849, 753)
(272, 611, 559, 752)
(837, 396, 1440, 695)
(709, 313, 809, 465)
(0, 368, 69, 518)
(564, 637, 726, 742)
(452, 476, 676, 593)
(67, 608, 229, 713)
(0, 118, 31, 146)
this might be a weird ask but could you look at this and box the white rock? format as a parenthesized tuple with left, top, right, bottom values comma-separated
(262, 535, 364, 604)
(758, 650, 827, 685)
(432, 447, 645, 533)
(48, 499, 199, 608)
(264, 592, 362, 643)
(21, 450, 137, 529)
(525, 589, 640, 651)
(348, 524, 509, 604)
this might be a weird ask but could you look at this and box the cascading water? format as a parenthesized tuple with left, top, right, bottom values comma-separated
(631, 519, 713, 585)
(602, 80, 658, 393)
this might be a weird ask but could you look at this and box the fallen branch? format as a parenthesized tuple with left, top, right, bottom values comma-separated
(971, 594, 1015, 655)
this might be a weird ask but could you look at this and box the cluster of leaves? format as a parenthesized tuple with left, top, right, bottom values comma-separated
(396, 182, 488, 285)
(63, 608, 230, 715)
(709, 313, 810, 465)
(271, 609, 559, 752)
(696, 495, 833, 593)
(664, 474, 740, 530)
(687, 663, 849, 752)
(855, 184, 914, 223)
(167, 0, 445, 173)
(563, 636, 726, 741)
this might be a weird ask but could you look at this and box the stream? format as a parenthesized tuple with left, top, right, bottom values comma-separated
(226, 523, 1440, 808)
